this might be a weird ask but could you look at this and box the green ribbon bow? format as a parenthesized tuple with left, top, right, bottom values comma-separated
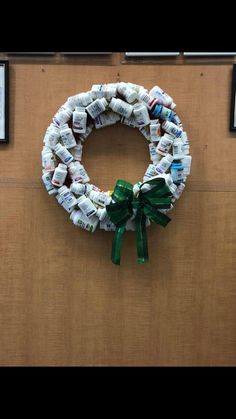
(105, 177, 172, 265)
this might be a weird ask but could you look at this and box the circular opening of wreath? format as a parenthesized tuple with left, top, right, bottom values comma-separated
(42, 82, 191, 264)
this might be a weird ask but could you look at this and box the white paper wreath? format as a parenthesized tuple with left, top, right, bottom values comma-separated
(41, 82, 191, 264)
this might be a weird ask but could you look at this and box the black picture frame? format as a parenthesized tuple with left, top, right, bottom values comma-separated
(0, 60, 9, 143)
(230, 64, 236, 132)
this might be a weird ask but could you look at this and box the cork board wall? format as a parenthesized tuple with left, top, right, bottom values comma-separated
(0, 62, 236, 366)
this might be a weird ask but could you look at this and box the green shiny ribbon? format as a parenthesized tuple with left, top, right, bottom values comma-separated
(105, 177, 172, 265)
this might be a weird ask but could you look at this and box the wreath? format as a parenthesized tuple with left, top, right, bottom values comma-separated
(42, 82, 191, 265)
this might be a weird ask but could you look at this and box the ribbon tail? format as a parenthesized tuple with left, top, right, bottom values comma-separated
(111, 225, 126, 265)
(135, 209, 149, 264)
